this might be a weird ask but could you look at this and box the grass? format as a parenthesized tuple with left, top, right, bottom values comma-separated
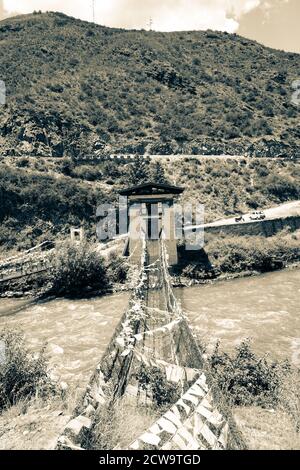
(0, 384, 83, 450)
(0, 395, 70, 450)
(89, 397, 160, 450)
(234, 407, 300, 450)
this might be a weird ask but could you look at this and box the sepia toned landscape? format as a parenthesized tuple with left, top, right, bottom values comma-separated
(0, 1, 299, 457)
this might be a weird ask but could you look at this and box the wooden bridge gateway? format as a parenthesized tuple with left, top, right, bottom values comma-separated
(56, 236, 244, 451)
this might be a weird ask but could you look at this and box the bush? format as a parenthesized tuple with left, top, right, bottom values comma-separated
(264, 175, 300, 201)
(49, 241, 109, 297)
(106, 251, 129, 284)
(15, 158, 30, 168)
(207, 231, 300, 274)
(210, 339, 289, 408)
(59, 158, 75, 176)
(71, 165, 103, 181)
(0, 329, 56, 411)
(135, 364, 181, 408)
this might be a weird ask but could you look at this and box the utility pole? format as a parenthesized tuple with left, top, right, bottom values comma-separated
(149, 17, 153, 31)
(92, 0, 95, 23)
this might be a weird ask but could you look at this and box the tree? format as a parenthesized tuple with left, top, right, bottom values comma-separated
(150, 160, 167, 184)
(127, 156, 150, 185)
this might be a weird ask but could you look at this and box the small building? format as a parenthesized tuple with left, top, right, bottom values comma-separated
(119, 182, 184, 265)
(70, 227, 85, 243)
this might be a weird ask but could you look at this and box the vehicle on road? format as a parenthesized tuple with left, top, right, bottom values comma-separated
(235, 215, 244, 223)
(250, 211, 266, 221)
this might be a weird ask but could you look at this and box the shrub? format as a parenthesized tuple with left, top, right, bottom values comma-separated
(210, 339, 288, 408)
(135, 364, 181, 408)
(106, 251, 129, 284)
(15, 158, 30, 168)
(207, 231, 300, 274)
(264, 175, 300, 201)
(49, 241, 109, 297)
(59, 158, 75, 176)
(71, 165, 102, 181)
(0, 329, 56, 411)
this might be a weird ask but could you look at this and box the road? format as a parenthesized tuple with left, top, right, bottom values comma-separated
(185, 200, 300, 230)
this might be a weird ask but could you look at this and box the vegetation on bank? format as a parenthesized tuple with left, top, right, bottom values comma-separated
(48, 242, 109, 297)
(209, 340, 300, 433)
(48, 242, 129, 298)
(0, 241, 130, 298)
(206, 229, 300, 275)
(0, 329, 57, 411)
(179, 229, 300, 281)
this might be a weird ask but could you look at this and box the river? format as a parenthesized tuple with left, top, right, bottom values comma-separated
(178, 268, 300, 366)
(0, 293, 129, 392)
(0, 269, 299, 393)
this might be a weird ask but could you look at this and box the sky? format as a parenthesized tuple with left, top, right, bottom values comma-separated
(0, 0, 299, 53)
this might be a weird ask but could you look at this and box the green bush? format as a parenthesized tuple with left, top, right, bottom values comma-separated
(49, 242, 109, 297)
(0, 329, 56, 411)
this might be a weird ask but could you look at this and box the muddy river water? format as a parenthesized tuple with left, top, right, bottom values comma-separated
(0, 269, 299, 392)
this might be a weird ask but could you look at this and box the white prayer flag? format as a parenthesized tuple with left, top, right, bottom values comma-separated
(157, 417, 177, 435)
(140, 433, 161, 447)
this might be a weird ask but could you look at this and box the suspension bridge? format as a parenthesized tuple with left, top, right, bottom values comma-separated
(0, 241, 54, 284)
(0, 182, 245, 450)
(56, 236, 244, 451)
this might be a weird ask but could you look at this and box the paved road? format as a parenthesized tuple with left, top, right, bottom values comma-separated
(185, 200, 300, 230)
(211, 200, 300, 227)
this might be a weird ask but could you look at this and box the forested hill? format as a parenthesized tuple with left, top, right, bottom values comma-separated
(0, 11, 299, 158)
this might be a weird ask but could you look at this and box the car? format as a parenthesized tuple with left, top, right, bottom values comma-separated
(235, 215, 244, 223)
(250, 211, 266, 220)
(258, 211, 266, 220)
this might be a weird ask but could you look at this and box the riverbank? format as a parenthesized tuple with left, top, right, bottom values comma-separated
(1, 256, 299, 301)
(174, 228, 300, 287)
(0, 228, 299, 301)
(0, 241, 135, 300)
(173, 260, 300, 288)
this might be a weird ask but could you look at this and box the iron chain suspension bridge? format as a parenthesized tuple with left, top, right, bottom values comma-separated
(55, 236, 244, 451)
(0, 241, 54, 284)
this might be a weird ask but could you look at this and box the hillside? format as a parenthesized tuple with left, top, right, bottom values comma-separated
(0, 155, 299, 252)
(0, 11, 299, 158)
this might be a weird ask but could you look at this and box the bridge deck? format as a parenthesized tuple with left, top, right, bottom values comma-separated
(56, 238, 245, 451)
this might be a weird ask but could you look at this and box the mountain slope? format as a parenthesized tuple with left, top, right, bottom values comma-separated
(0, 11, 299, 158)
